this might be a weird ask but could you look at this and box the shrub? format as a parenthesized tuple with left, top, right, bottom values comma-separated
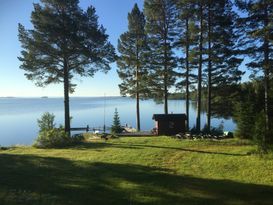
(190, 126, 199, 135)
(34, 128, 69, 148)
(253, 112, 270, 153)
(71, 134, 85, 143)
(234, 101, 255, 139)
(210, 126, 224, 136)
(34, 128, 84, 148)
(34, 113, 84, 148)
(201, 123, 224, 136)
(0, 146, 9, 150)
(37, 112, 56, 132)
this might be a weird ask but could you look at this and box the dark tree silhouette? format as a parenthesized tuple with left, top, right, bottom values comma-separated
(18, 0, 116, 135)
(236, 0, 273, 146)
(117, 4, 149, 131)
(144, 0, 180, 114)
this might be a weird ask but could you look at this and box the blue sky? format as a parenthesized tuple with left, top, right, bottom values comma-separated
(0, 0, 144, 97)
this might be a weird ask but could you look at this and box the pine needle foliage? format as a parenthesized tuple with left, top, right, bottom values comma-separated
(111, 108, 123, 134)
(18, 0, 116, 135)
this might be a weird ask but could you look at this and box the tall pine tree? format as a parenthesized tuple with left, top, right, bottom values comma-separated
(236, 0, 273, 144)
(196, 0, 205, 132)
(18, 0, 115, 135)
(117, 4, 149, 131)
(144, 0, 180, 114)
(175, 0, 198, 131)
(205, 0, 243, 131)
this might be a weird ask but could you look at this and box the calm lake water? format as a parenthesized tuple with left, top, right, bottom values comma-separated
(0, 97, 235, 146)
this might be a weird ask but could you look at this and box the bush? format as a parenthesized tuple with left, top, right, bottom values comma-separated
(37, 112, 56, 132)
(34, 128, 68, 148)
(199, 123, 224, 136)
(234, 101, 255, 139)
(210, 126, 224, 136)
(253, 112, 269, 153)
(34, 128, 84, 148)
(71, 133, 85, 143)
(190, 126, 199, 135)
(34, 113, 84, 148)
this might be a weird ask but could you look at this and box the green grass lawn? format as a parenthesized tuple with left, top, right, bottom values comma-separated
(1, 137, 273, 205)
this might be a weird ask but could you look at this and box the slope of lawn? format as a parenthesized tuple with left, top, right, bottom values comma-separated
(0, 137, 273, 205)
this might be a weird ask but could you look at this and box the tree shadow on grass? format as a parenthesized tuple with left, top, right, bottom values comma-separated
(0, 154, 272, 205)
(119, 143, 249, 156)
(73, 141, 248, 156)
(71, 141, 143, 151)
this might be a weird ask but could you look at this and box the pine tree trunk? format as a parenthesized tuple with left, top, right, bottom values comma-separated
(164, 82, 168, 114)
(263, 2, 270, 144)
(207, 1, 212, 133)
(185, 17, 190, 131)
(196, 2, 203, 132)
(136, 65, 141, 131)
(164, 37, 168, 115)
(136, 91, 140, 131)
(63, 58, 71, 136)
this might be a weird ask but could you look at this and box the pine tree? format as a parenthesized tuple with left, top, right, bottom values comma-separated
(111, 108, 123, 134)
(235, 100, 255, 139)
(234, 81, 265, 139)
(177, 0, 206, 132)
(18, 0, 116, 136)
(175, 0, 198, 131)
(176, 0, 243, 133)
(205, 0, 243, 131)
(196, 0, 205, 132)
(144, 0, 180, 114)
(236, 0, 273, 144)
(117, 4, 149, 131)
(206, 0, 212, 131)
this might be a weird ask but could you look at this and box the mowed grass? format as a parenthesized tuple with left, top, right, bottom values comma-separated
(0, 137, 273, 205)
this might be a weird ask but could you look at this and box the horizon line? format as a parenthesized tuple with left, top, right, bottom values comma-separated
(0, 95, 123, 98)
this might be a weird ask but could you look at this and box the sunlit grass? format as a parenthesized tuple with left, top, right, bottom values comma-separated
(0, 137, 273, 205)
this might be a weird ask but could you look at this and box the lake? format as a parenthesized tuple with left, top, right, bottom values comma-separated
(0, 97, 236, 146)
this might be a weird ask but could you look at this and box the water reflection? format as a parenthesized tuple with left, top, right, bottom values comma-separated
(0, 97, 235, 146)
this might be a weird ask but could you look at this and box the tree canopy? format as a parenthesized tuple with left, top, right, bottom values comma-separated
(117, 3, 149, 131)
(18, 0, 116, 134)
(144, 0, 180, 114)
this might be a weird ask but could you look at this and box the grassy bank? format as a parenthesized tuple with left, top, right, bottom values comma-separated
(0, 137, 273, 205)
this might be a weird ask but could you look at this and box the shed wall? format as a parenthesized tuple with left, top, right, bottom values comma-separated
(157, 119, 185, 135)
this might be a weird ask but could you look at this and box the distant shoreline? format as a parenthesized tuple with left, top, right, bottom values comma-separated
(0, 96, 123, 99)
(0, 95, 193, 101)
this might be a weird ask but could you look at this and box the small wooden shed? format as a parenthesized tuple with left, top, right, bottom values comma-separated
(152, 114, 187, 136)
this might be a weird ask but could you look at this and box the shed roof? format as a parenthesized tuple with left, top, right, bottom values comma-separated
(152, 114, 187, 121)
